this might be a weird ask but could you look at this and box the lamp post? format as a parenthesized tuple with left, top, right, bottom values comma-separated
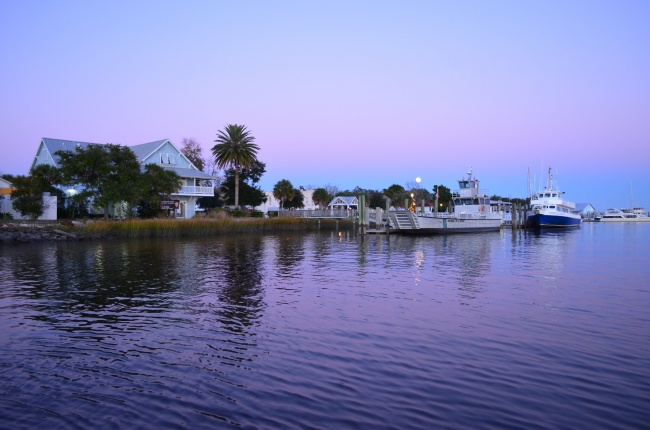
(415, 177, 422, 213)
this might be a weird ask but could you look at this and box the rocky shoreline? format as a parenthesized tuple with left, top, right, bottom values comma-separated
(0, 223, 82, 243)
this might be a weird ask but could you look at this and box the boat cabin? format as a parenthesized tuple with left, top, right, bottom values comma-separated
(452, 170, 491, 206)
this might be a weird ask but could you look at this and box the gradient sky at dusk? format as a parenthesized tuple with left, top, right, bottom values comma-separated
(1, 1, 649, 210)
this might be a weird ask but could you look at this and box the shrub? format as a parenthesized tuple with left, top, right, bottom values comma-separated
(230, 209, 249, 218)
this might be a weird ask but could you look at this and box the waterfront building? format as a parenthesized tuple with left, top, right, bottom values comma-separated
(255, 189, 318, 213)
(31, 138, 216, 218)
(328, 196, 358, 210)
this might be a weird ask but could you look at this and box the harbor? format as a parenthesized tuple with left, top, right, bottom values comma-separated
(276, 167, 648, 235)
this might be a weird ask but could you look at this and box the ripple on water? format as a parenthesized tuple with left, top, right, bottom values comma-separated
(2, 230, 650, 429)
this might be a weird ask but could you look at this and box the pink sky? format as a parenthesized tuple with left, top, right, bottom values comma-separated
(1, 1, 649, 210)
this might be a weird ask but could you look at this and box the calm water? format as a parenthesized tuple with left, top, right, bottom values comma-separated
(1, 223, 649, 429)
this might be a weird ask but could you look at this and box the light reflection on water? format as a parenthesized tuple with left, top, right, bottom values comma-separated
(1, 224, 650, 429)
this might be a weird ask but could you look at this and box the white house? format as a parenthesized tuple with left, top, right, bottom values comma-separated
(31, 137, 215, 218)
(0, 177, 57, 220)
(328, 196, 358, 210)
(255, 189, 318, 213)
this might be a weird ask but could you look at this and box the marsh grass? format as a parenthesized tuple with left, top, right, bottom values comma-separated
(81, 217, 353, 239)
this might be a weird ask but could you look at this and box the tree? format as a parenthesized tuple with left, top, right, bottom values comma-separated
(433, 184, 452, 212)
(220, 160, 267, 207)
(180, 138, 206, 171)
(383, 184, 408, 208)
(196, 188, 222, 212)
(312, 188, 332, 209)
(10, 175, 47, 219)
(56, 144, 142, 218)
(134, 164, 181, 218)
(273, 179, 295, 209)
(10, 165, 61, 219)
(284, 189, 305, 209)
(324, 184, 339, 197)
(211, 124, 259, 209)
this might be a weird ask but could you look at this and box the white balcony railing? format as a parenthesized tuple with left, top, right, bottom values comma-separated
(173, 186, 214, 196)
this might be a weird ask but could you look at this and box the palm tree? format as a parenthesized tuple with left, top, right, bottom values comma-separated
(211, 124, 259, 209)
(273, 179, 295, 209)
(312, 187, 332, 209)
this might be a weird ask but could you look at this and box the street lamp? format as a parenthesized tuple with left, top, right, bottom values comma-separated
(415, 177, 422, 213)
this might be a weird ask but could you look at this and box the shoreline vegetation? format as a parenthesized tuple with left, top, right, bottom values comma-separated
(0, 217, 355, 243)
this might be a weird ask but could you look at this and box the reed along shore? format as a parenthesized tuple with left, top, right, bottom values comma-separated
(75, 217, 355, 240)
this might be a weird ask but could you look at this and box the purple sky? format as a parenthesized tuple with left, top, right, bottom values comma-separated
(1, 1, 649, 210)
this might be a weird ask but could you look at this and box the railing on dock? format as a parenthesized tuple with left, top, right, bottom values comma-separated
(278, 209, 357, 218)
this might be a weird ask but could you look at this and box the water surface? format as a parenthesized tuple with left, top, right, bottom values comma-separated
(1, 223, 649, 429)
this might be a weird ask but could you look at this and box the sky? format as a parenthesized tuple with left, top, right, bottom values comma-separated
(1, 0, 649, 210)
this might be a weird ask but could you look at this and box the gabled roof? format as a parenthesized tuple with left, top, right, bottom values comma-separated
(575, 203, 596, 212)
(130, 139, 200, 171)
(37, 138, 99, 168)
(129, 139, 171, 161)
(33, 137, 217, 182)
(328, 196, 358, 206)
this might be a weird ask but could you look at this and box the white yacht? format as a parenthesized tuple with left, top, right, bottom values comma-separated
(599, 208, 650, 222)
(526, 167, 581, 228)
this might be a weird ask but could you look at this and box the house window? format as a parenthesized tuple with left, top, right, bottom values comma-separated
(160, 153, 176, 164)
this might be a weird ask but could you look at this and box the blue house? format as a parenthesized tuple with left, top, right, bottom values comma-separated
(31, 137, 215, 218)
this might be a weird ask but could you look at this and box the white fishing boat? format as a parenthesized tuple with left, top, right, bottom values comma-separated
(526, 167, 581, 228)
(598, 208, 650, 222)
(388, 169, 502, 234)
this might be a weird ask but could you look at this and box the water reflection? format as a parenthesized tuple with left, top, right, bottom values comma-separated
(1, 228, 649, 429)
(514, 228, 580, 281)
(3, 242, 187, 335)
(213, 236, 265, 330)
(351, 233, 496, 304)
(273, 233, 305, 280)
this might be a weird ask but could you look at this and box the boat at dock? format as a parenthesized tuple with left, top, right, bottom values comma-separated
(526, 167, 581, 228)
(387, 169, 502, 234)
(598, 208, 650, 222)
